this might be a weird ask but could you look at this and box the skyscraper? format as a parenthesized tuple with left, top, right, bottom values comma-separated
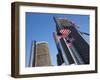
(29, 41, 52, 67)
(53, 17, 89, 65)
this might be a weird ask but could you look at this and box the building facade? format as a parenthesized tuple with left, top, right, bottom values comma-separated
(29, 41, 52, 67)
(53, 17, 89, 65)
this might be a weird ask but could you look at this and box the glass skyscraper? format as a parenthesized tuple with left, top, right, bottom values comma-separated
(53, 17, 89, 65)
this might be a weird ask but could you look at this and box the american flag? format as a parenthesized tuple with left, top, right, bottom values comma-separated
(66, 37, 75, 47)
(57, 29, 71, 39)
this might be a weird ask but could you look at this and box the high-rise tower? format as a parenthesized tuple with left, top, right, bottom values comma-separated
(53, 17, 89, 65)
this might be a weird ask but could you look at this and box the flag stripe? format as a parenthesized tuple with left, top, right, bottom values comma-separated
(60, 29, 71, 35)
(59, 29, 71, 38)
(57, 29, 71, 39)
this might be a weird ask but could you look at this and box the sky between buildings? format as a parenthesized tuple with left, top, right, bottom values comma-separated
(25, 12, 89, 67)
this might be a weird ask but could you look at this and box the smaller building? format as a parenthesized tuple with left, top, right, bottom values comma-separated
(29, 41, 52, 67)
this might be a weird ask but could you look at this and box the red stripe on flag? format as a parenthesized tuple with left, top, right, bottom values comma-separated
(57, 29, 71, 40)
(59, 29, 71, 38)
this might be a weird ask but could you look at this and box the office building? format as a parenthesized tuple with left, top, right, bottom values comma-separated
(53, 17, 89, 65)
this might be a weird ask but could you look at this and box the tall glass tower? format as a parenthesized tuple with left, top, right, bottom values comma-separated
(53, 17, 89, 65)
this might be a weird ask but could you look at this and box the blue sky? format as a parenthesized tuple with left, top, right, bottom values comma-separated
(25, 12, 89, 66)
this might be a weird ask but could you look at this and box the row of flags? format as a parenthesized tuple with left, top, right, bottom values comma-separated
(57, 28, 75, 47)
